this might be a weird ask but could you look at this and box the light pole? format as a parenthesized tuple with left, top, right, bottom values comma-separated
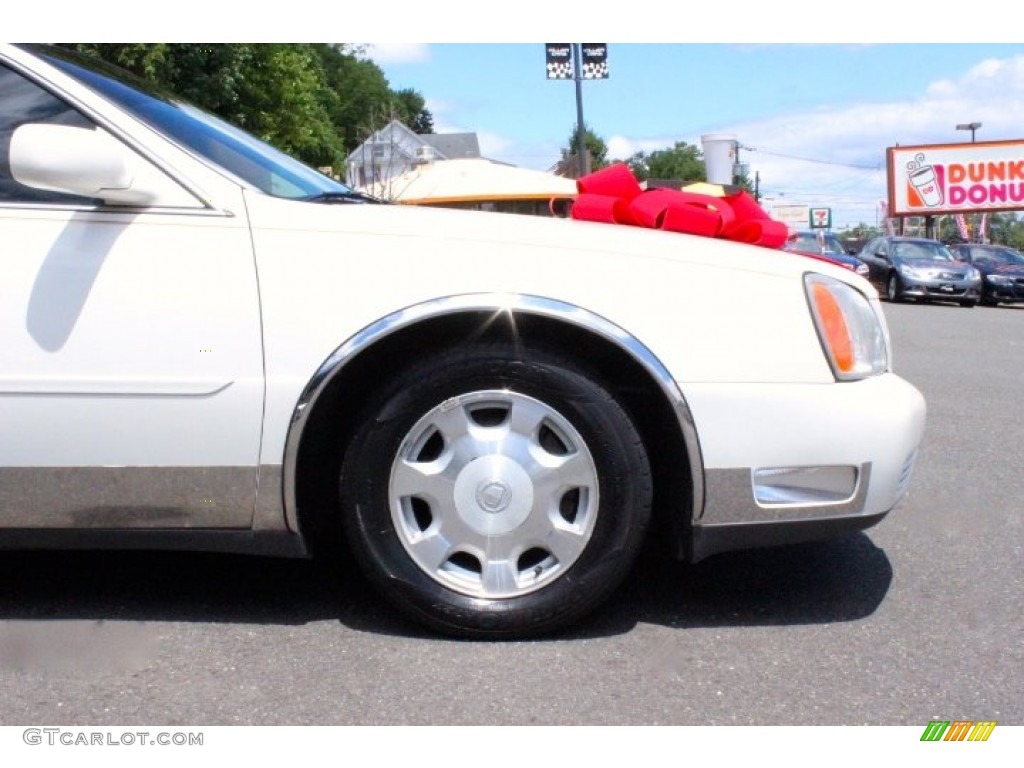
(956, 121, 982, 143)
(545, 44, 608, 178)
(574, 44, 587, 178)
(955, 122, 983, 243)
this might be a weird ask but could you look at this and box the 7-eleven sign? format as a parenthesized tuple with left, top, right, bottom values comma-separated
(806, 207, 831, 228)
(810, 207, 832, 228)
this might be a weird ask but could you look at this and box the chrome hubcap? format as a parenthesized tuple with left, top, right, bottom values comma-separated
(389, 390, 599, 598)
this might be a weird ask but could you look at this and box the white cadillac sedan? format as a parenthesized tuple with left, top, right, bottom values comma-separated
(0, 44, 925, 637)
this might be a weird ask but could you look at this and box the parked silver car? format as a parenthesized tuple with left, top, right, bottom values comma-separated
(857, 236, 982, 308)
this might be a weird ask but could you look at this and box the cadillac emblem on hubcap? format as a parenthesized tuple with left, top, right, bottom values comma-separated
(477, 480, 512, 513)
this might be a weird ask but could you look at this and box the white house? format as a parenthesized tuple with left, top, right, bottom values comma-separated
(347, 120, 481, 197)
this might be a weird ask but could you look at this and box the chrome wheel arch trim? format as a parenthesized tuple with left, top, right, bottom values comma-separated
(282, 293, 705, 535)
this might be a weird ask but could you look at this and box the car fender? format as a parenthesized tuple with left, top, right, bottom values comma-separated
(278, 293, 706, 536)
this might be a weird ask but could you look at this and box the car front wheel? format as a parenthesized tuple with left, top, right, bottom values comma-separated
(339, 342, 653, 638)
(886, 273, 903, 303)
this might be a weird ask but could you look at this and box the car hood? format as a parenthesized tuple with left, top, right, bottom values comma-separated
(898, 257, 971, 271)
(245, 192, 872, 388)
(247, 195, 861, 285)
(785, 249, 859, 270)
(977, 262, 1024, 277)
(822, 253, 862, 268)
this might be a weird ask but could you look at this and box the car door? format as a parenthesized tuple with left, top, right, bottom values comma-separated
(858, 237, 888, 288)
(0, 61, 264, 529)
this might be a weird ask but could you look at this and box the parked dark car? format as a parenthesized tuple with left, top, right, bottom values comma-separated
(857, 236, 982, 307)
(783, 230, 869, 277)
(948, 243, 1024, 306)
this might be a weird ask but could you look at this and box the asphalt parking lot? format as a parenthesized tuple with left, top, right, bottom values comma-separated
(0, 301, 1021, 726)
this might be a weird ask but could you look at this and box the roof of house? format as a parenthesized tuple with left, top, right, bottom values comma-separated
(369, 157, 577, 204)
(422, 132, 480, 159)
(351, 120, 481, 163)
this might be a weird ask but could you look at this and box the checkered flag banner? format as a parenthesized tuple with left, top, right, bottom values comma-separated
(545, 43, 574, 79)
(580, 44, 608, 79)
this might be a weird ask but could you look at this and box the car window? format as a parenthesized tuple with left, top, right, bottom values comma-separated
(788, 232, 846, 255)
(0, 63, 98, 205)
(787, 233, 818, 252)
(973, 246, 1024, 265)
(819, 234, 846, 255)
(892, 241, 953, 261)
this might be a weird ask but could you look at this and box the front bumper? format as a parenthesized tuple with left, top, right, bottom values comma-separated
(984, 276, 1024, 303)
(899, 274, 981, 301)
(684, 373, 926, 561)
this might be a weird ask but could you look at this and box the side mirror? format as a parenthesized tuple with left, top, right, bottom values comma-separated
(10, 123, 190, 206)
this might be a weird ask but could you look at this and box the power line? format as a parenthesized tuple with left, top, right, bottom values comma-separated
(748, 147, 882, 171)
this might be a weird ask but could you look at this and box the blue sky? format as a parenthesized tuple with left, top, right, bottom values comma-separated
(368, 42, 1024, 229)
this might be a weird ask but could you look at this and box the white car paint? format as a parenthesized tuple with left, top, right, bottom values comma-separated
(0, 45, 925, 632)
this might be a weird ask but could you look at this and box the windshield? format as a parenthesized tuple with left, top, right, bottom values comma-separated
(785, 231, 847, 256)
(963, 246, 1024, 266)
(32, 45, 352, 200)
(891, 240, 955, 261)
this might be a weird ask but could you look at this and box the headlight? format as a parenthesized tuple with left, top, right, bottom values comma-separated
(987, 273, 1013, 284)
(805, 274, 889, 381)
(901, 266, 928, 279)
(855, 262, 869, 277)
(965, 267, 982, 281)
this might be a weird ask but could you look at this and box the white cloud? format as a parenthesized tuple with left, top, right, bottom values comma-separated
(926, 56, 1024, 98)
(606, 135, 680, 161)
(364, 44, 430, 64)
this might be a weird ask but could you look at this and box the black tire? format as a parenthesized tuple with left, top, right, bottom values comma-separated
(886, 273, 903, 303)
(339, 341, 653, 639)
(959, 299, 977, 308)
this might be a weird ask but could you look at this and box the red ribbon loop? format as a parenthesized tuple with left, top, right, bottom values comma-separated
(567, 163, 787, 249)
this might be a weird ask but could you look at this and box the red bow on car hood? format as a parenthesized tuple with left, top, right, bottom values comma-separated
(566, 163, 788, 249)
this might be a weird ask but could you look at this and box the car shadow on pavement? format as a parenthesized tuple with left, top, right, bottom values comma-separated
(0, 531, 891, 642)
(579, 532, 893, 637)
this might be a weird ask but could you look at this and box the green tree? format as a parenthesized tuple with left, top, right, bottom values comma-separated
(64, 43, 433, 175)
(392, 88, 434, 134)
(314, 43, 395, 153)
(64, 43, 171, 81)
(227, 45, 344, 169)
(561, 123, 609, 174)
(984, 212, 1024, 248)
(625, 141, 706, 183)
(843, 222, 882, 240)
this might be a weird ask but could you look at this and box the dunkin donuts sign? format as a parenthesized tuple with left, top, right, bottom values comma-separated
(887, 140, 1024, 215)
